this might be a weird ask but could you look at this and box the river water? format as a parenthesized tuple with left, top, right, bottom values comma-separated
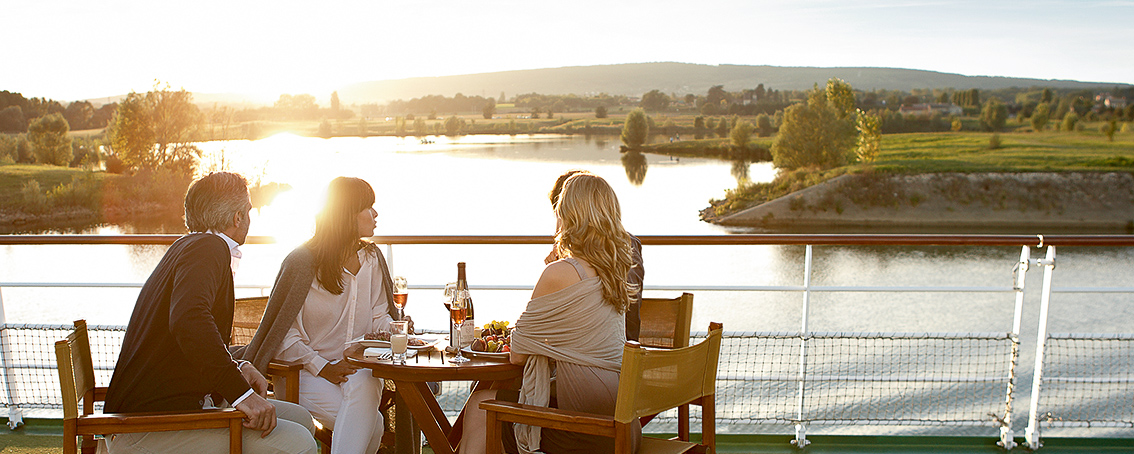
(2, 133, 1132, 334)
(2, 133, 1132, 436)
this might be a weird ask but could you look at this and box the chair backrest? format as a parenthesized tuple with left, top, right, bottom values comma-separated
(614, 321, 723, 424)
(232, 296, 270, 346)
(55, 320, 96, 420)
(638, 292, 694, 349)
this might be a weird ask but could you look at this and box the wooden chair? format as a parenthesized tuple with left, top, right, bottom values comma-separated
(638, 292, 694, 349)
(481, 321, 724, 454)
(56, 320, 245, 454)
(638, 292, 695, 434)
(232, 296, 334, 452)
(233, 297, 305, 404)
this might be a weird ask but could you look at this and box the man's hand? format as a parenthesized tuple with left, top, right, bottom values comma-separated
(239, 362, 269, 397)
(402, 315, 415, 334)
(318, 360, 359, 385)
(234, 392, 277, 437)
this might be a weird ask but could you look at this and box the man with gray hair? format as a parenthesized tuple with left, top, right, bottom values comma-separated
(105, 172, 318, 454)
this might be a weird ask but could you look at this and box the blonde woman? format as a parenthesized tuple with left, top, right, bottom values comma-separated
(461, 173, 642, 454)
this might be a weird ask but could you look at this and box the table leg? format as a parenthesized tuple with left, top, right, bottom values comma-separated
(394, 392, 421, 454)
(396, 380, 457, 454)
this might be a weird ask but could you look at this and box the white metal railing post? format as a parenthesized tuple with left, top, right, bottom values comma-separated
(385, 243, 394, 272)
(1025, 245, 1056, 450)
(998, 246, 1031, 450)
(0, 287, 24, 429)
(792, 245, 812, 448)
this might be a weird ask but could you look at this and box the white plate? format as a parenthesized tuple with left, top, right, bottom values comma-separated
(353, 335, 442, 350)
(461, 346, 510, 360)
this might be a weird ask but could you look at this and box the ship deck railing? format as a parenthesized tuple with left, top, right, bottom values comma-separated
(2, 234, 1133, 451)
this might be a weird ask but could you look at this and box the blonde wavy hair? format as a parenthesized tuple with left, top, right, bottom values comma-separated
(554, 173, 636, 313)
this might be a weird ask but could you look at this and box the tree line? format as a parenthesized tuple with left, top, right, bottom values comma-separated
(0, 90, 117, 133)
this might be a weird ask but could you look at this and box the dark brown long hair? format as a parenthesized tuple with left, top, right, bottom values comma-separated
(307, 177, 377, 295)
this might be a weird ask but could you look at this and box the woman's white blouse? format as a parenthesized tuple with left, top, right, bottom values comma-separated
(277, 249, 393, 376)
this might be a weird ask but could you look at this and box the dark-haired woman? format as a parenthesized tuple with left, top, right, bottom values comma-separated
(238, 177, 403, 454)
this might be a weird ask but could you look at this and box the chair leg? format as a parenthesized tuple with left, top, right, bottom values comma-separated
(678, 403, 690, 441)
(81, 434, 99, 454)
(485, 409, 501, 454)
(702, 397, 715, 454)
(315, 426, 333, 454)
(230, 418, 243, 454)
(64, 420, 78, 454)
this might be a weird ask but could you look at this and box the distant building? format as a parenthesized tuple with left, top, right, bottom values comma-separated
(1095, 93, 1128, 109)
(898, 103, 964, 117)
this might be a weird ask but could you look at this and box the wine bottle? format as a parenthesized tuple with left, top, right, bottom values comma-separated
(457, 262, 475, 348)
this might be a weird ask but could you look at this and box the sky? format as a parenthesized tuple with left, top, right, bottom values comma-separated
(4, 0, 1133, 103)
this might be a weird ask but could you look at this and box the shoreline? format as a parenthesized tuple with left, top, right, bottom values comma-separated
(708, 172, 1134, 231)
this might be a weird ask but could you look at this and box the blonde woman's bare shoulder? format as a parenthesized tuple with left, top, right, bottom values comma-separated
(531, 259, 582, 299)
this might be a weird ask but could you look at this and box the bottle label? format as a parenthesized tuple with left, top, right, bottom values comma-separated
(460, 320, 475, 348)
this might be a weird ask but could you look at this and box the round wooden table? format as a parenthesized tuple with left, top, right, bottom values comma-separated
(345, 344, 522, 454)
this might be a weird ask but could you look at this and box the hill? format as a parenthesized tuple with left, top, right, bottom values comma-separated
(336, 62, 1131, 104)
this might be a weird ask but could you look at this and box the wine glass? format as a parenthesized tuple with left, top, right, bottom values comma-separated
(393, 276, 408, 320)
(449, 289, 471, 363)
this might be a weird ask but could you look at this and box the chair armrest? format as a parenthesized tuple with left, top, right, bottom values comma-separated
(479, 400, 614, 437)
(77, 408, 245, 435)
(267, 360, 303, 403)
(267, 360, 303, 374)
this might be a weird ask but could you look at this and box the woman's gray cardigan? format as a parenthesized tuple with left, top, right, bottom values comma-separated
(234, 245, 397, 374)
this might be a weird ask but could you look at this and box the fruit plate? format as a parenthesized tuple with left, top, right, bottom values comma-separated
(461, 347, 510, 361)
(352, 335, 443, 350)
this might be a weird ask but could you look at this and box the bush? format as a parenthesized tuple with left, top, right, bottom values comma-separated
(989, 133, 1002, 150)
(47, 174, 100, 210)
(28, 113, 73, 166)
(15, 135, 34, 163)
(620, 109, 649, 149)
(444, 115, 464, 135)
(102, 168, 192, 218)
(70, 137, 102, 168)
(20, 180, 48, 213)
(772, 100, 855, 170)
(1101, 120, 1118, 142)
(730, 120, 753, 150)
(755, 114, 773, 137)
(1031, 103, 1050, 131)
(1062, 112, 1079, 132)
(980, 99, 1008, 132)
(0, 134, 16, 162)
(104, 154, 127, 174)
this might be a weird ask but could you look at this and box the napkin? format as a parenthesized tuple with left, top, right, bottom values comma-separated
(363, 347, 418, 360)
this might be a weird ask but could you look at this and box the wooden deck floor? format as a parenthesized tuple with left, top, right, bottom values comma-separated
(4, 419, 1132, 454)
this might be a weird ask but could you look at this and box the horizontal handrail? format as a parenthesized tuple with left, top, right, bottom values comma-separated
(3, 234, 1134, 247)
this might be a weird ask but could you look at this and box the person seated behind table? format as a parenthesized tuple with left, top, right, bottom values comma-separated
(545, 169, 644, 342)
(236, 177, 409, 454)
(104, 171, 317, 454)
(461, 173, 642, 454)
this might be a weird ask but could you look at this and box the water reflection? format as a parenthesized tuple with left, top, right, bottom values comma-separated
(730, 159, 751, 184)
(250, 182, 293, 209)
(620, 150, 648, 186)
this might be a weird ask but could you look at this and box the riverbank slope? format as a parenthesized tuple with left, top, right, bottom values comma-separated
(710, 172, 1134, 231)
